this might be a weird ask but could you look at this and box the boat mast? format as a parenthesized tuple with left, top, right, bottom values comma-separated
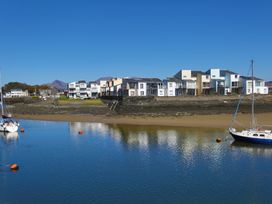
(251, 60, 256, 130)
(0, 71, 3, 116)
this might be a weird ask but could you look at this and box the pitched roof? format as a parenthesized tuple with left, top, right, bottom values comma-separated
(220, 70, 237, 76)
(78, 80, 86, 83)
(240, 76, 263, 81)
(191, 71, 207, 77)
(165, 77, 182, 82)
(123, 77, 162, 83)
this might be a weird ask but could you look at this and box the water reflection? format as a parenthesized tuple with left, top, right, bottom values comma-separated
(0, 132, 19, 144)
(69, 122, 227, 168)
(231, 141, 272, 157)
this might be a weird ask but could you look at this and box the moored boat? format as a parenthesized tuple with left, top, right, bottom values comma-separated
(0, 85, 19, 133)
(229, 60, 272, 144)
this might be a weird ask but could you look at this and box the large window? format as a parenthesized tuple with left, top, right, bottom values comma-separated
(232, 82, 238, 87)
(255, 81, 261, 87)
(140, 83, 144, 89)
(140, 91, 144, 96)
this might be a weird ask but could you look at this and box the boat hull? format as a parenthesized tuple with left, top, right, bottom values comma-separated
(0, 123, 19, 133)
(229, 131, 272, 145)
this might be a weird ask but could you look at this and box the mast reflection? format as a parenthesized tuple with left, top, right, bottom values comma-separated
(0, 132, 19, 144)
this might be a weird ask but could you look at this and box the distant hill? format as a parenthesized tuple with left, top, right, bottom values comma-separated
(47, 80, 67, 91)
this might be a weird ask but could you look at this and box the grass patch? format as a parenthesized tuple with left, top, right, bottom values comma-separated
(58, 98, 104, 106)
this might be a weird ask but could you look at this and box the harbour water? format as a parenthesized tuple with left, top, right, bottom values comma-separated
(1, 120, 272, 203)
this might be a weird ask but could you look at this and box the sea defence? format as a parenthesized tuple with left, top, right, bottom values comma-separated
(6, 95, 272, 116)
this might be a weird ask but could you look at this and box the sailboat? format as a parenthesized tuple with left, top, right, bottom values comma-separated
(0, 86, 19, 133)
(229, 60, 272, 144)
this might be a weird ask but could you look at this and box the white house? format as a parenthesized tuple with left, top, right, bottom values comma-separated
(122, 78, 138, 96)
(68, 80, 88, 99)
(206, 68, 227, 95)
(89, 81, 100, 98)
(137, 81, 147, 96)
(221, 70, 241, 94)
(240, 76, 268, 95)
(165, 79, 177, 96)
(4, 89, 29, 98)
(121, 78, 164, 97)
(174, 69, 197, 95)
(157, 82, 165, 96)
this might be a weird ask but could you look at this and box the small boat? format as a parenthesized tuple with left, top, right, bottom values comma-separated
(0, 85, 19, 133)
(229, 60, 272, 144)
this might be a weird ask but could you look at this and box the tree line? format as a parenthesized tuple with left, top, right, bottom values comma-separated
(3, 82, 50, 94)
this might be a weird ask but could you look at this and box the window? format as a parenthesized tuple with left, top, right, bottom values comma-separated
(169, 83, 172, 87)
(130, 91, 135, 96)
(235, 74, 238, 78)
(260, 134, 265, 137)
(206, 75, 209, 79)
(255, 81, 261, 87)
(140, 91, 144, 96)
(253, 134, 258, 136)
(159, 90, 163, 95)
(140, 83, 144, 89)
(212, 75, 216, 78)
(232, 82, 238, 87)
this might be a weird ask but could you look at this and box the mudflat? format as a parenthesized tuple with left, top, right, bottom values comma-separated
(15, 112, 272, 129)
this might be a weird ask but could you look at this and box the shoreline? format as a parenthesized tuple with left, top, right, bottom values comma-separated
(14, 113, 272, 129)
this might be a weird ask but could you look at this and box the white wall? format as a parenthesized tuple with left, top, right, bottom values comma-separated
(137, 82, 146, 96)
(245, 80, 268, 95)
(157, 88, 165, 96)
(201, 75, 210, 83)
(167, 82, 176, 96)
(129, 89, 137, 96)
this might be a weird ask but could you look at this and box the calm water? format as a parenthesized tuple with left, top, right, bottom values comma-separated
(1, 120, 272, 204)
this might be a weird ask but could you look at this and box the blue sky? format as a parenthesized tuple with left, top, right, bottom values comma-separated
(0, 0, 272, 84)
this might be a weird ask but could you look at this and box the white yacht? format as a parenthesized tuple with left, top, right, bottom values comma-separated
(0, 87, 19, 133)
(229, 60, 272, 144)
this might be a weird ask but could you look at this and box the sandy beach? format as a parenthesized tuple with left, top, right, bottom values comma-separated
(14, 112, 272, 129)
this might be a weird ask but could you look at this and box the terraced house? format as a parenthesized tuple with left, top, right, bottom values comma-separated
(121, 78, 164, 97)
(67, 67, 268, 98)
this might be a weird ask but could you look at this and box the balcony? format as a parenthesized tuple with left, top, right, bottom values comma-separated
(202, 82, 210, 88)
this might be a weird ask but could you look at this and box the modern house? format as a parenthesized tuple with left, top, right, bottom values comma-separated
(121, 78, 138, 96)
(206, 69, 227, 95)
(89, 81, 100, 98)
(163, 78, 181, 96)
(112, 78, 123, 96)
(68, 80, 89, 99)
(221, 70, 241, 94)
(174, 70, 197, 95)
(192, 71, 211, 95)
(121, 78, 163, 97)
(265, 81, 272, 94)
(240, 76, 268, 95)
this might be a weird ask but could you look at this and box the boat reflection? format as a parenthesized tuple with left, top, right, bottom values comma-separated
(0, 132, 19, 143)
(231, 141, 272, 156)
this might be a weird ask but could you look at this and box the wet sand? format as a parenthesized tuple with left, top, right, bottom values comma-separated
(14, 113, 272, 129)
